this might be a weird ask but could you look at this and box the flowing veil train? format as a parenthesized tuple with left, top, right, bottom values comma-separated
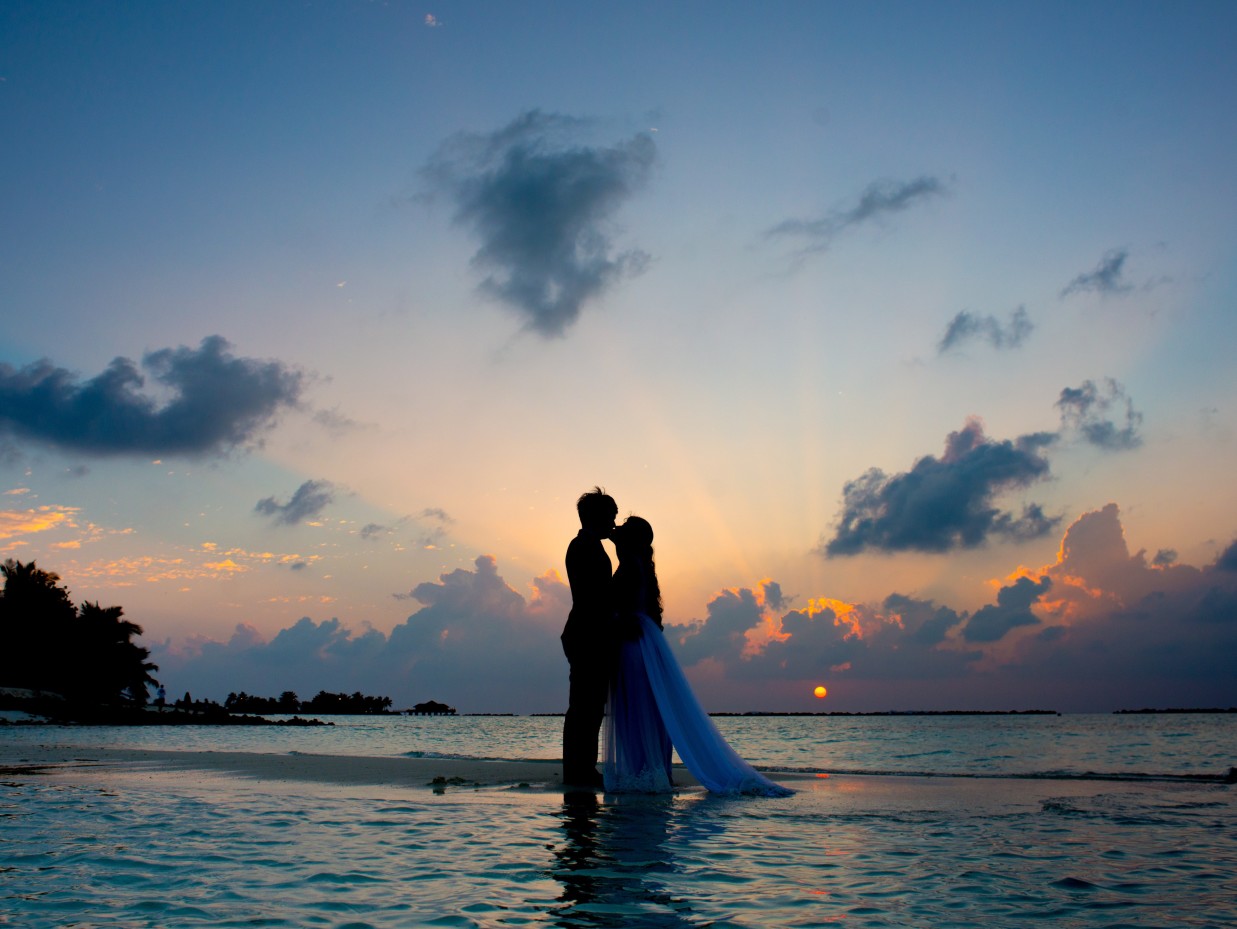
(604, 613, 792, 797)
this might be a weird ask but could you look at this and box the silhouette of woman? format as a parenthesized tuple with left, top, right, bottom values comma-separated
(603, 516, 791, 796)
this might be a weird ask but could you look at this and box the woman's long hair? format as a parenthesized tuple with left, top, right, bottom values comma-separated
(615, 516, 663, 625)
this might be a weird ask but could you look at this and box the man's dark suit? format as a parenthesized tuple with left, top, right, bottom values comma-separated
(561, 529, 613, 784)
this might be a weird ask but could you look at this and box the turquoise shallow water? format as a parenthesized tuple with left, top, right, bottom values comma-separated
(2, 714, 1235, 927)
(3, 764, 1234, 928)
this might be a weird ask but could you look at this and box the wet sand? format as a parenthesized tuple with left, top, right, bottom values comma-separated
(0, 742, 1167, 815)
(0, 743, 713, 791)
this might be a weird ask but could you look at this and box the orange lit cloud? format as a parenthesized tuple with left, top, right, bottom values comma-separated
(0, 505, 79, 540)
(203, 558, 247, 574)
(1006, 503, 1206, 627)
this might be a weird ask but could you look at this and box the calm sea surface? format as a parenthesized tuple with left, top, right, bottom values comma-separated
(3, 714, 1234, 927)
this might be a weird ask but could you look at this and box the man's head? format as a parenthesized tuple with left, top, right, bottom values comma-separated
(576, 486, 618, 537)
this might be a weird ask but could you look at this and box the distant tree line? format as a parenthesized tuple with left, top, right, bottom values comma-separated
(224, 690, 393, 715)
(0, 560, 394, 718)
(0, 560, 159, 706)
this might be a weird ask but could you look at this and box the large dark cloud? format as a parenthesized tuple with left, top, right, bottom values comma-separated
(822, 418, 1058, 557)
(766, 176, 946, 257)
(423, 110, 656, 337)
(1056, 378, 1143, 451)
(938, 306, 1033, 353)
(0, 336, 304, 457)
(1060, 248, 1132, 298)
(255, 480, 336, 526)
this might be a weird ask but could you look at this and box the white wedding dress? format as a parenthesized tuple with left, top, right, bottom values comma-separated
(603, 613, 792, 797)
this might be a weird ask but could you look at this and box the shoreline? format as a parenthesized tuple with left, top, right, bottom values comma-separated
(4, 744, 1230, 796)
(0, 744, 714, 792)
(5, 745, 1231, 831)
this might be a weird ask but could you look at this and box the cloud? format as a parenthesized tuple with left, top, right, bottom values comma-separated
(416, 507, 454, 548)
(255, 480, 336, 526)
(987, 504, 1237, 689)
(881, 593, 964, 647)
(1152, 549, 1178, 567)
(423, 110, 657, 337)
(151, 508, 1237, 713)
(766, 176, 946, 256)
(0, 505, 79, 541)
(938, 306, 1033, 353)
(822, 417, 1059, 556)
(960, 575, 1051, 642)
(1056, 378, 1143, 451)
(668, 504, 1237, 710)
(0, 336, 304, 457)
(154, 555, 573, 712)
(1061, 248, 1132, 298)
(312, 407, 363, 436)
(669, 586, 981, 689)
(672, 580, 785, 668)
(1216, 540, 1237, 573)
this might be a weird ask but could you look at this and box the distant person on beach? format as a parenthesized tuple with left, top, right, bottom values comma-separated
(561, 487, 618, 788)
(603, 515, 791, 796)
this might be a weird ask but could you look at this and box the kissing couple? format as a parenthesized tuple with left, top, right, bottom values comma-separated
(561, 487, 791, 796)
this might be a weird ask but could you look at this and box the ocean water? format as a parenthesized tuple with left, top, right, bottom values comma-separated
(4, 712, 1234, 778)
(3, 714, 1235, 927)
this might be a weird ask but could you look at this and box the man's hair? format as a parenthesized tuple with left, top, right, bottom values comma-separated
(577, 486, 618, 525)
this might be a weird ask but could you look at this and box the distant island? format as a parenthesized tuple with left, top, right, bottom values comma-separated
(223, 690, 395, 715)
(708, 709, 1062, 716)
(1113, 707, 1237, 714)
(530, 709, 1063, 717)
(0, 688, 333, 727)
(0, 559, 452, 726)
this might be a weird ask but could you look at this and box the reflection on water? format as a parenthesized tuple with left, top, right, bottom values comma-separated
(550, 792, 693, 927)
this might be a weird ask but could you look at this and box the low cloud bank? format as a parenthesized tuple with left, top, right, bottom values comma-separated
(155, 509, 1237, 713)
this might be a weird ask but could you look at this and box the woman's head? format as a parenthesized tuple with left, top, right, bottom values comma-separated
(613, 515, 662, 621)
(614, 515, 654, 552)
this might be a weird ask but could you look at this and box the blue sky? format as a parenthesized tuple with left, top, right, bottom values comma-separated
(2, 1, 1236, 712)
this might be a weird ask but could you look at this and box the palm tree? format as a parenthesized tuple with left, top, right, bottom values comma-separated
(0, 560, 159, 705)
(73, 601, 160, 704)
(0, 559, 76, 691)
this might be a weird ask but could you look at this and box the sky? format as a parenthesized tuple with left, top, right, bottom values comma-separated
(2, 1, 1236, 713)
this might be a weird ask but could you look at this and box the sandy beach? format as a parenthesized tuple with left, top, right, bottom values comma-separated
(0, 741, 1181, 814)
(0, 742, 714, 792)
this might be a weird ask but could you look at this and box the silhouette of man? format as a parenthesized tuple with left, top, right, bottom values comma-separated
(561, 487, 618, 788)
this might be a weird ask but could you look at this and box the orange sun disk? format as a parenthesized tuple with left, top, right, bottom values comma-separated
(813, 685, 827, 698)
